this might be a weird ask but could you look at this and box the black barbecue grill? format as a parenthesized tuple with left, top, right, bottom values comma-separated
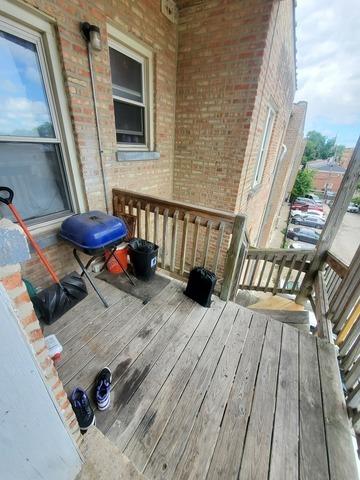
(60, 210, 134, 307)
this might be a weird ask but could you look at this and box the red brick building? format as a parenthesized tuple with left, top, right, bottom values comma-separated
(307, 160, 346, 195)
(0, 0, 303, 286)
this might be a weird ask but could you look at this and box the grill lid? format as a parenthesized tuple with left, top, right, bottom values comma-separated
(60, 211, 127, 249)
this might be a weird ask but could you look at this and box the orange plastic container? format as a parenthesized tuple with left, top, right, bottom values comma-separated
(105, 245, 128, 274)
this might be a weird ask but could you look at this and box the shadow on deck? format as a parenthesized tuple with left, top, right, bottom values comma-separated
(46, 276, 358, 479)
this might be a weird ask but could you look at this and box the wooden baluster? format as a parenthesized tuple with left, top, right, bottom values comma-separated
(136, 201, 141, 238)
(202, 220, 213, 268)
(264, 255, 277, 293)
(248, 253, 260, 287)
(128, 199, 134, 215)
(112, 194, 119, 216)
(212, 222, 225, 274)
(170, 210, 179, 273)
(120, 196, 126, 214)
(145, 203, 150, 241)
(180, 213, 190, 276)
(282, 253, 297, 293)
(291, 253, 308, 294)
(241, 257, 252, 289)
(256, 255, 267, 290)
(273, 255, 287, 295)
(161, 208, 169, 269)
(191, 216, 201, 269)
(154, 206, 159, 245)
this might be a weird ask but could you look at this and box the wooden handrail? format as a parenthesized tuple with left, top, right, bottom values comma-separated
(112, 189, 245, 294)
(324, 251, 349, 279)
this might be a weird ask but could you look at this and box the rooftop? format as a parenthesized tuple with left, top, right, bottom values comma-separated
(307, 160, 346, 173)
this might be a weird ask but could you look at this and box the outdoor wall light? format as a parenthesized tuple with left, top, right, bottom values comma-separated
(80, 22, 102, 51)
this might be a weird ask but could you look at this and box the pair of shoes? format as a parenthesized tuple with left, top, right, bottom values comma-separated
(70, 367, 112, 431)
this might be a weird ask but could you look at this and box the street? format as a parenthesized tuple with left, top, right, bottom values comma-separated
(331, 212, 360, 264)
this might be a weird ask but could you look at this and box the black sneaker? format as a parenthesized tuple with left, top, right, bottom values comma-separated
(70, 387, 95, 431)
(95, 367, 112, 411)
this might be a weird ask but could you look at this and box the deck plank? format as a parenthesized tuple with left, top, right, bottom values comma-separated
(96, 294, 196, 433)
(106, 299, 225, 449)
(59, 282, 179, 389)
(269, 325, 299, 480)
(317, 338, 359, 480)
(206, 314, 267, 480)
(239, 319, 282, 480)
(299, 333, 330, 480)
(172, 307, 252, 480)
(123, 299, 224, 469)
(143, 302, 239, 480)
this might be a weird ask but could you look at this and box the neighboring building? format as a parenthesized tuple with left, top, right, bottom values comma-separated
(340, 147, 354, 169)
(307, 159, 346, 195)
(0, 0, 302, 287)
(257, 101, 307, 246)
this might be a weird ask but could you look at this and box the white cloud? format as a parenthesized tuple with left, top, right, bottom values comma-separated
(0, 96, 52, 135)
(294, 0, 360, 142)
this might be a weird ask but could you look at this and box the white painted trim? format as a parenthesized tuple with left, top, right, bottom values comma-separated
(107, 24, 155, 151)
(0, 1, 86, 226)
(253, 105, 276, 188)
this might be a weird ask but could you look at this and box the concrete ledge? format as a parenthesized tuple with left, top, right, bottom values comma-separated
(116, 151, 160, 162)
(0, 219, 30, 266)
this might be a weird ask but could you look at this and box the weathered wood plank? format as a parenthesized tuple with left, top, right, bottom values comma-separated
(59, 283, 179, 390)
(239, 320, 282, 480)
(161, 208, 169, 269)
(220, 214, 246, 301)
(212, 222, 225, 273)
(180, 213, 190, 276)
(107, 298, 225, 450)
(170, 210, 179, 273)
(97, 293, 196, 434)
(314, 271, 333, 343)
(153, 206, 159, 245)
(173, 308, 252, 480)
(317, 338, 359, 479)
(191, 216, 201, 269)
(202, 220, 212, 268)
(143, 302, 239, 479)
(137, 201, 142, 238)
(124, 299, 227, 469)
(269, 326, 299, 480)
(325, 251, 349, 279)
(248, 308, 309, 325)
(299, 334, 329, 480)
(145, 203, 150, 241)
(207, 314, 267, 480)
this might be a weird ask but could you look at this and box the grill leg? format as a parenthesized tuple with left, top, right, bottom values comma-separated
(73, 249, 109, 308)
(107, 247, 136, 286)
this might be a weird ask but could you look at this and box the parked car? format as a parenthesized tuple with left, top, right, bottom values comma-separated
(291, 214, 325, 229)
(303, 194, 323, 205)
(291, 202, 324, 212)
(287, 227, 320, 245)
(290, 209, 325, 219)
(347, 203, 359, 213)
(295, 196, 321, 206)
(289, 242, 315, 250)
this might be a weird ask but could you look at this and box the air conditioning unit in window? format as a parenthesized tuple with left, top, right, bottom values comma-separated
(161, 0, 178, 24)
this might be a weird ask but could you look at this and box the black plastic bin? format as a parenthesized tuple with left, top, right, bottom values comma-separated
(128, 238, 159, 281)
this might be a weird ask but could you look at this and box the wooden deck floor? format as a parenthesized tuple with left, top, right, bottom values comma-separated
(46, 276, 358, 480)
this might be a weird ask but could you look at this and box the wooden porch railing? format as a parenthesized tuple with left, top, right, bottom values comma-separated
(112, 189, 246, 298)
(238, 248, 315, 295)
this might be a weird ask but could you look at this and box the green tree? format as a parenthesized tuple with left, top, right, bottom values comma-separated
(302, 130, 344, 165)
(291, 168, 315, 200)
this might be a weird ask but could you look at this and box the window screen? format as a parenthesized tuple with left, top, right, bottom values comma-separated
(109, 46, 146, 146)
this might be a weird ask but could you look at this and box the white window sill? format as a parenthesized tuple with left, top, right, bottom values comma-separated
(116, 151, 160, 162)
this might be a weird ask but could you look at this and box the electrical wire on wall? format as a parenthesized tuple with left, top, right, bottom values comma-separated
(80, 22, 109, 214)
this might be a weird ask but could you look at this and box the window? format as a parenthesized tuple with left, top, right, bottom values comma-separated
(253, 105, 276, 187)
(108, 27, 154, 151)
(0, 11, 83, 228)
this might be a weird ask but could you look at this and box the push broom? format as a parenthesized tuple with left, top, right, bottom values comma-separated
(0, 187, 88, 324)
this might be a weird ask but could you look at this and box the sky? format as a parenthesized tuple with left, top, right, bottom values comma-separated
(294, 0, 360, 147)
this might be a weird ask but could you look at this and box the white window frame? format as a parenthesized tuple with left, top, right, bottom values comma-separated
(0, 0, 85, 234)
(107, 24, 154, 152)
(253, 105, 276, 188)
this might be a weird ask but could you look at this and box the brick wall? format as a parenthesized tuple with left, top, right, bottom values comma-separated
(237, 0, 296, 244)
(257, 101, 307, 246)
(10, 0, 178, 287)
(0, 219, 81, 446)
(173, 0, 296, 245)
(312, 170, 344, 193)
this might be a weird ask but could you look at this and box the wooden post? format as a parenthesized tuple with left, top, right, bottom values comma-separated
(220, 214, 246, 301)
(295, 137, 360, 305)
